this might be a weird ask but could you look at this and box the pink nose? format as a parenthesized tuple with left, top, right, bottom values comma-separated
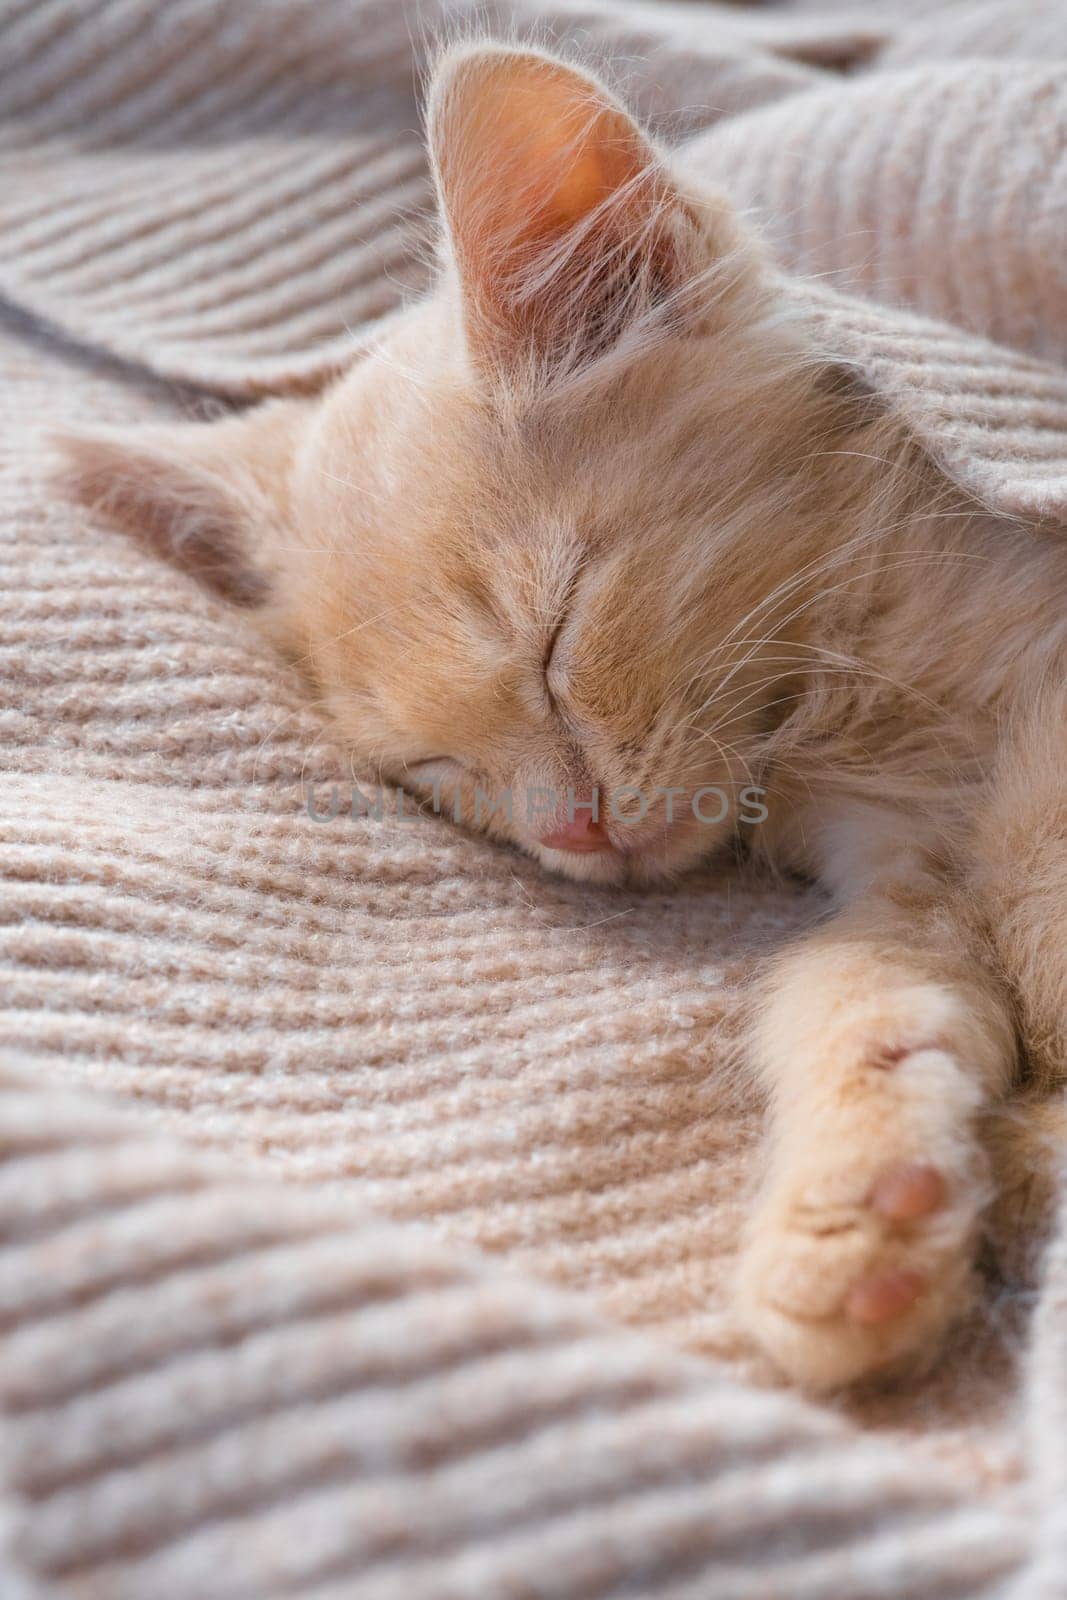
(537, 812, 614, 854)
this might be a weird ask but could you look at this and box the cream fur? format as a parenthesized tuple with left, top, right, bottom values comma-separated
(58, 42, 1067, 1390)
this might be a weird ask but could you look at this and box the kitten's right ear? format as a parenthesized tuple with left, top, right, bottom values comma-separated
(55, 399, 308, 609)
(427, 46, 731, 383)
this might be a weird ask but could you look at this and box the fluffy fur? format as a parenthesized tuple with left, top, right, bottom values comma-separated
(59, 43, 1067, 1390)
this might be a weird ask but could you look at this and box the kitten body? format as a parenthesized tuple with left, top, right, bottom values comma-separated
(61, 44, 1067, 1388)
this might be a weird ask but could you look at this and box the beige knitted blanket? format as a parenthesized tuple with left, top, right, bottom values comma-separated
(2, 1, 1067, 1594)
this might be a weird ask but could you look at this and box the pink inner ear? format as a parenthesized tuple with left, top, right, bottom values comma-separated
(486, 81, 645, 238)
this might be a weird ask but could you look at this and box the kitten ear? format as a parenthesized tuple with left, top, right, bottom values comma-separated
(427, 46, 714, 381)
(55, 400, 307, 608)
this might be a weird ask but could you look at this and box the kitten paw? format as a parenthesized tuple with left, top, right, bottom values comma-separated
(737, 1148, 983, 1390)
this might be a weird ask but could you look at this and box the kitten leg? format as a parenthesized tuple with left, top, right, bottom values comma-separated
(985, 1092, 1067, 1289)
(738, 803, 1015, 1389)
(965, 687, 1067, 1282)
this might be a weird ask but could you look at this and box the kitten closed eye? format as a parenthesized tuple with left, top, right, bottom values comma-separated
(403, 758, 463, 786)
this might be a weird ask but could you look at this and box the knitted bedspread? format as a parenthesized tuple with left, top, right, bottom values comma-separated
(2, 1, 1066, 1594)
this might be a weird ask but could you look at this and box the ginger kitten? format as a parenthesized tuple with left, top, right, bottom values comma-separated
(60, 44, 1067, 1390)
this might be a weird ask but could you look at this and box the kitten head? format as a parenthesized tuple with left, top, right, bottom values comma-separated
(60, 45, 887, 886)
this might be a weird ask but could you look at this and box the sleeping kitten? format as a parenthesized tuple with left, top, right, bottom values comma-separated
(60, 44, 1067, 1390)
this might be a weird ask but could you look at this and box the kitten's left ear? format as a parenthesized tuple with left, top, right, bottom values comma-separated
(55, 399, 309, 609)
(427, 46, 742, 382)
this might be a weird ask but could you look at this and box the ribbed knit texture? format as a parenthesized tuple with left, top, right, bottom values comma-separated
(1, 1, 1065, 1595)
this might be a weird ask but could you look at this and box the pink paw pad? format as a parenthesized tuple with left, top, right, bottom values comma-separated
(845, 1269, 927, 1327)
(870, 1044, 912, 1070)
(869, 1040, 939, 1072)
(870, 1162, 945, 1222)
